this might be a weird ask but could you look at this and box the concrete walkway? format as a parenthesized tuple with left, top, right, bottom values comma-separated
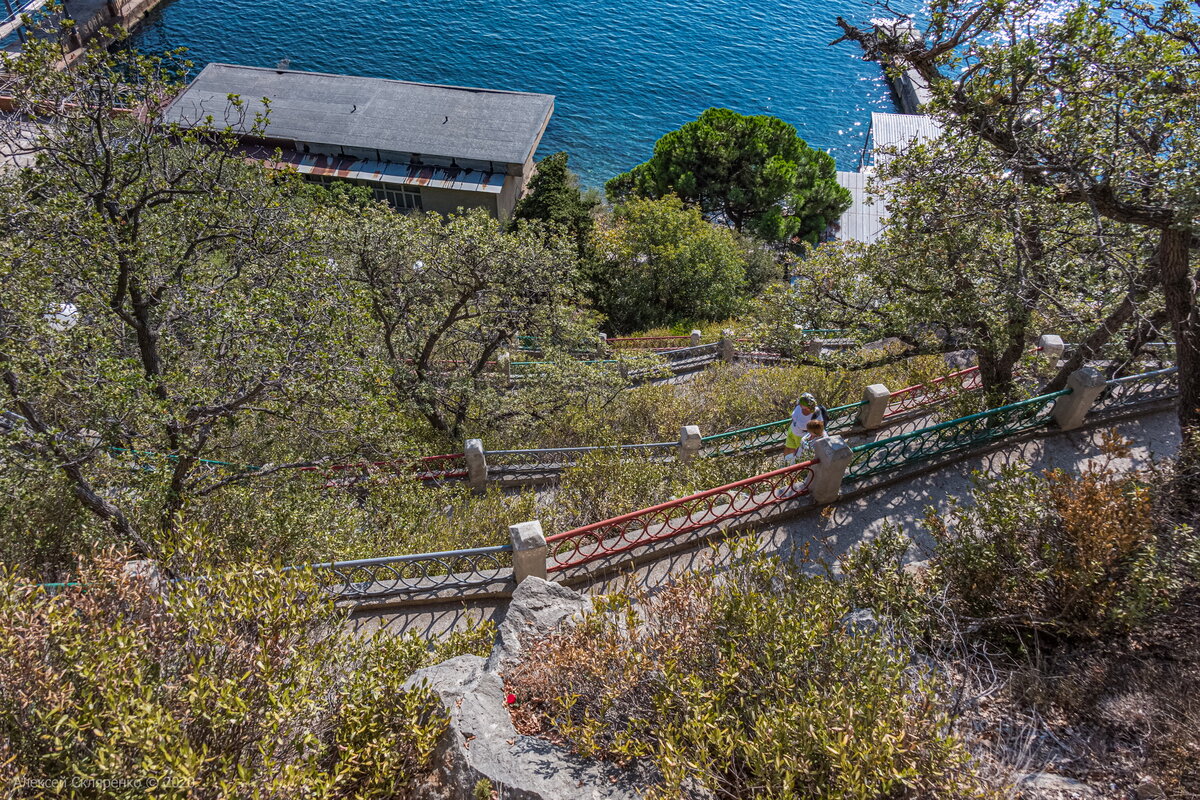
(350, 407, 1181, 639)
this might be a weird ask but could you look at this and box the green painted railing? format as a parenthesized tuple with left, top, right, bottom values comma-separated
(698, 401, 866, 457)
(845, 389, 1071, 482)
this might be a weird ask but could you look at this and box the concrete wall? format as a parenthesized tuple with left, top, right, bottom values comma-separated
(419, 185, 500, 218)
(496, 173, 522, 220)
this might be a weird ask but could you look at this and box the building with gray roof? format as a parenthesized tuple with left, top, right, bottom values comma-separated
(164, 63, 555, 219)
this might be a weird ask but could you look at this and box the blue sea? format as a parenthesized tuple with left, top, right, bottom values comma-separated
(129, 0, 913, 187)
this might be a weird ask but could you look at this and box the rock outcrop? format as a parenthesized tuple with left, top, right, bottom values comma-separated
(407, 578, 647, 800)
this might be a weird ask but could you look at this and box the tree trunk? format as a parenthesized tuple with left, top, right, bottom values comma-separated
(1156, 227, 1200, 502)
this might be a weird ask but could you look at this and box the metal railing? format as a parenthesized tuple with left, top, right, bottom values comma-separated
(487, 441, 677, 481)
(884, 366, 982, 418)
(697, 401, 864, 457)
(607, 335, 702, 350)
(545, 459, 818, 572)
(654, 341, 722, 373)
(1093, 367, 1179, 413)
(846, 389, 1071, 482)
(300, 545, 513, 599)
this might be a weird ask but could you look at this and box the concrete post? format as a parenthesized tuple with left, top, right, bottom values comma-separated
(808, 435, 853, 505)
(806, 339, 825, 358)
(509, 520, 548, 583)
(720, 329, 735, 362)
(679, 425, 702, 462)
(597, 333, 607, 358)
(122, 559, 165, 592)
(1037, 334, 1065, 361)
(1051, 366, 1107, 431)
(464, 438, 488, 493)
(690, 329, 702, 347)
(498, 352, 512, 385)
(856, 384, 891, 430)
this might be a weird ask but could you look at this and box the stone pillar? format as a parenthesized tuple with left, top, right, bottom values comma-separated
(510, 520, 548, 583)
(808, 435, 854, 505)
(1037, 334, 1065, 361)
(679, 425, 702, 462)
(856, 384, 891, 430)
(464, 439, 488, 493)
(720, 329, 735, 362)
(498, 352, 512, 385)
(1051, 367, 1107, 431)
(597, 333, 607, 358)
(806, 339, 825, 358)
(122, 559, 165, 592)
(690, 329, 702, 347)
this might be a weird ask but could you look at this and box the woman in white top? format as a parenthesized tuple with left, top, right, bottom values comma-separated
(783, 392, 825, 464)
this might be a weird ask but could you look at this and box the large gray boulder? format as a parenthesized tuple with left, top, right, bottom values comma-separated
(485, 577, 593, 673)
(407, 578, 646, 800)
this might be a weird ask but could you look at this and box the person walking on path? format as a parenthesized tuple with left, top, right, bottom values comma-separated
(783, 393, 825, 464)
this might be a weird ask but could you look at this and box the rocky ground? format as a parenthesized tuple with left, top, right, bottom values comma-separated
(981, 589, 1200, 799)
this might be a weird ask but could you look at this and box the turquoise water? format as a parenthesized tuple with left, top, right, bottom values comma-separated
(129, 0, 912, 187)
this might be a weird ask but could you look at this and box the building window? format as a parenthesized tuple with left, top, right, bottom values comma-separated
(373, 184, 423, 211)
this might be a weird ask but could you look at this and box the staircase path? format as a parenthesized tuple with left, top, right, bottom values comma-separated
(349, 406, 1181, 640)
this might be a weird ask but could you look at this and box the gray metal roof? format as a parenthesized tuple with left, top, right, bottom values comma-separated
(869, 112, 943, 164)
(163, 63, 554, 166)
(834, 171, 887, 244)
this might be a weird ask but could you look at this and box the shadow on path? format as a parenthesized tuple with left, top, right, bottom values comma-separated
(353, 409, 1181, 637)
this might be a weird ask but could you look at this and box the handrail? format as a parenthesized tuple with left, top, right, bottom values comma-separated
(26, 366, 1178, 600)
(700, 400, 865, 445)
(545, 458, 819, 571)
(291, 544, 513, 572)
(850, 389, 1072, 454)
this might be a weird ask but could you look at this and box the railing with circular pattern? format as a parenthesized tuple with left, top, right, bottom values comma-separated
(884, 366, 983, 418)
(299, 545, 514, 599)
(486, 441, 678, 482)
(545, 458, 818, 572)
(697, 401, 865, 458)
(607, 335, 704, 350)
(1093, 367, 1179, 413)
(846, 389, 1071, 483)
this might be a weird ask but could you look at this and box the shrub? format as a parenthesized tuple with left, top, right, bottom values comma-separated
(588, 196, 757, 332)
(926, 447, 1200, 640)
(506, 551, 990, 799)
(0, 547, 492, 797)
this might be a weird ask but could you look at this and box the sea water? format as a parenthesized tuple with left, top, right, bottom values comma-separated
(130, 0, 913, 187)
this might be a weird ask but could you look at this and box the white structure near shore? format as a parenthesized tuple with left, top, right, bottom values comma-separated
(833, 111, 943, 244)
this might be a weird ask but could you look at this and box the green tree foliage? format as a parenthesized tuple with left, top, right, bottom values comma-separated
(786, 134, 1154, 403)
(325, 204, 617, 439)
(605, 108, 851, 246)
(0, 546, 493, 796)
(835, 0, 1200, 489)
(0, 37, 355, 561)
(510, 151, 597, 257)
(588, 195, 759, 332)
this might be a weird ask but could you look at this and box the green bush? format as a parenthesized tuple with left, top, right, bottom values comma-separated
(506, 551, 990, 799)
(0, 547, 492, 797)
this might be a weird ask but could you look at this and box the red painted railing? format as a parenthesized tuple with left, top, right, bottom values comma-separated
(884, 366, 982, 418)
(545, 458, 817, 572)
